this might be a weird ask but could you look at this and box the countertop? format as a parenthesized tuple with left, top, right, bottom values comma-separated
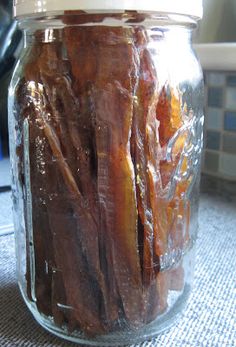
(0, 190, 236, 347)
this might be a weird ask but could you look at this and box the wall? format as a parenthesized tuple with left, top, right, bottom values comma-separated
(196, 0, 236, 43)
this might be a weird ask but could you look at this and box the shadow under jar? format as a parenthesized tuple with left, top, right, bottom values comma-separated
(9, 1, 204, 345)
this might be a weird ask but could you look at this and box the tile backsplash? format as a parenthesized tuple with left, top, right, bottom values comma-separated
(204, 71, 236, 181)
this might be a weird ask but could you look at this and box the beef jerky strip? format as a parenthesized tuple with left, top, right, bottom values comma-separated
(27, 50, 66, 319)
(37, 41, 109, 309)
(165, 181, 193, 291)
(17, 88, 69, 324)
(92, 26, 144, 326)
(146, 122, 170, 317)
(165, 185, 191, 293)
(15, 80, 33, 302)
(47, 184, 105, 335)
(130, 28, 166, 322)
(32, 127, 78, 329)
(16, 86, 69, 321)
(16, 46, 58, 316)
(64, 24, 144, 326)
(23, 42, 106, 333)
(44, 76, 113, 328)
(52, 28, 120, 325)
(63, 25, 122, 325)
(23, 76, 106, 334)
(22, 42, 71, 323)
(156, 87, 191, 292)
(162, 90, 191, 255)
(133, 33, 171, 318)
(28, 114, 54, 316)
(132, 28, 155, 289)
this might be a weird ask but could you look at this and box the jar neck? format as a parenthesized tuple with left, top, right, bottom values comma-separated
(19, 11, 197, 31)
(20, 12, 195, 49)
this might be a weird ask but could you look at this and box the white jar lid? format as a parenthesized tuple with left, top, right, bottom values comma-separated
(14, 0, 203, 19)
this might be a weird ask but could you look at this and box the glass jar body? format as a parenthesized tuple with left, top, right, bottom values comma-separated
(9, 12, 204, 345)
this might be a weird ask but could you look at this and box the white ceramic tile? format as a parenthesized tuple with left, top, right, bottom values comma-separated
(226, 87, 236, 110)
(204, 151, 219, 172)
(208, 73, 225, 87)
(205, 107, 223, 130)
(219, 153, 236, 178)
(223, 133, 236, 154)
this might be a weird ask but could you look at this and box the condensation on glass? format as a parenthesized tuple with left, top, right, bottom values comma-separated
(9, 10, 204, 346)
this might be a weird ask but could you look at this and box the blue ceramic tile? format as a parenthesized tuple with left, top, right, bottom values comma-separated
(226, 87, 236, 109)
(208, 87, 223, 108)
(205, 107, 223, 130)
(208, 73, 225, 87)
(219, 153, 236, 178)
(206, 131, 221, 150)
(224, 111, 236, 131)
(226, 75, 236, 87)
(204, 151, 219, 172)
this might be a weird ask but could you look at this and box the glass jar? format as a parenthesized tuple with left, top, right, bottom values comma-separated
(9, 1, 204, 345)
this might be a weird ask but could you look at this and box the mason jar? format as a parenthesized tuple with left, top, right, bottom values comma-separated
(9, 1, 204, 345)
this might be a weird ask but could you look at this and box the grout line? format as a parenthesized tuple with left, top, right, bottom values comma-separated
(202, 168, 236, 181)
(204, 148, 220, 154)
(224, 108, 236, 112)
(222, 129, 236, 136)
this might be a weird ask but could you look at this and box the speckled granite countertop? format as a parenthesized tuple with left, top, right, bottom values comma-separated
(0, 181, 236, 346)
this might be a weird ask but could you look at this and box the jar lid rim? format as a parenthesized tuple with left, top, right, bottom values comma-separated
(14, 0, 203, 19)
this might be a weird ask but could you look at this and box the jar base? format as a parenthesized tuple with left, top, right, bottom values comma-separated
(19, 283, 191, 346)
